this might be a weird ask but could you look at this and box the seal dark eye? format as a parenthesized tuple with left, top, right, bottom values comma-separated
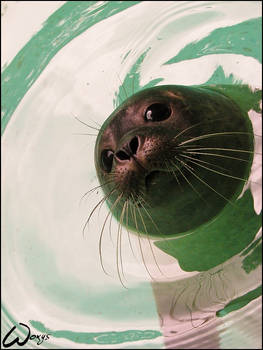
(101, 150, 114, 173)
(144, 103, 171, 122)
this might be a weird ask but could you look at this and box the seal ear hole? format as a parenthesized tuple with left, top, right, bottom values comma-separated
(144, 103, 171, 122)
(101, 149, 114, 173)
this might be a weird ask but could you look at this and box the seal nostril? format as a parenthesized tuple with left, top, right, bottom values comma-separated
(116, 150, 130, 161)
(129, 136, 139, 155)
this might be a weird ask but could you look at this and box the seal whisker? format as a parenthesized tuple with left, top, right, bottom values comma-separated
(136, 192, 174, 252)
(182, 150, 252, 163)
(164, 160, 183, 191)
(133, 191, 151, 210)
(170, 160, 207, 204)
(131, 195, 156, 280)
(79, 179, 116, 206)
(107, 181, 124, 244)
(90, 118, 102, 129)
(115, 198, 126, 288)
(135, 199, 165, 278)
(186, 152, 259, 181)
(116, 199, 128, 289)
(178, 131, 252, 147)
(98, 177, 119, 216)
(109, 203, 116, 245)
(175, 156, 236, 207)
(177, 144, 209, 149)
(82, 197, 106, 238)
(179, 156, 251, 183)
(73, 115, 101, 131)
(179, 153, 233, 173)
(97, 187, 116, 219)
(99, 192, 123, 276)
(72, 133, 98, 136)
(125, 200, 137, 260)
(137, 195, 165, 236)
(182, 146, 255, 154)
(172, 118, 223, 143)
(82, 187, 117, 237)
(173, 117, 252, 143)
(99, 207, 114, 276)
(130, 200, 150, 273)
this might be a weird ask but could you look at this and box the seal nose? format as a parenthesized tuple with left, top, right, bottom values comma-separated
(115, 136, 139, 161)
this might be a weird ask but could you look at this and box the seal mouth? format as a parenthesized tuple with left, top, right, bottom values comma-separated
(144, 169, 177, 201)
(145, 171, 161, 189)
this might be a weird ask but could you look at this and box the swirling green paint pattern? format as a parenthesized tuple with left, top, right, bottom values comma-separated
(1, 1, 140, 135)
(30, 321, 161, 345)
(216, 285, 262, 317)
(164, 17, 262, 65)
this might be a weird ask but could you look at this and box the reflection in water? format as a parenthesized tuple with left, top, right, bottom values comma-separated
(152, 246, 261, 348)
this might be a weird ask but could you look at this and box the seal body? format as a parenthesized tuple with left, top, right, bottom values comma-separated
(94, 85, 254, 238)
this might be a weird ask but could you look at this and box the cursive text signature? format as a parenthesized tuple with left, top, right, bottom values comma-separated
(2, 322, 50, 348)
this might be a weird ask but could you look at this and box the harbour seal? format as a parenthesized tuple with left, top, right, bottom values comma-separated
(94, 85, 254, 239)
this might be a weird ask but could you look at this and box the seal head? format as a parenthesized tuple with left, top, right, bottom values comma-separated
(95, 85, 254, 237)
